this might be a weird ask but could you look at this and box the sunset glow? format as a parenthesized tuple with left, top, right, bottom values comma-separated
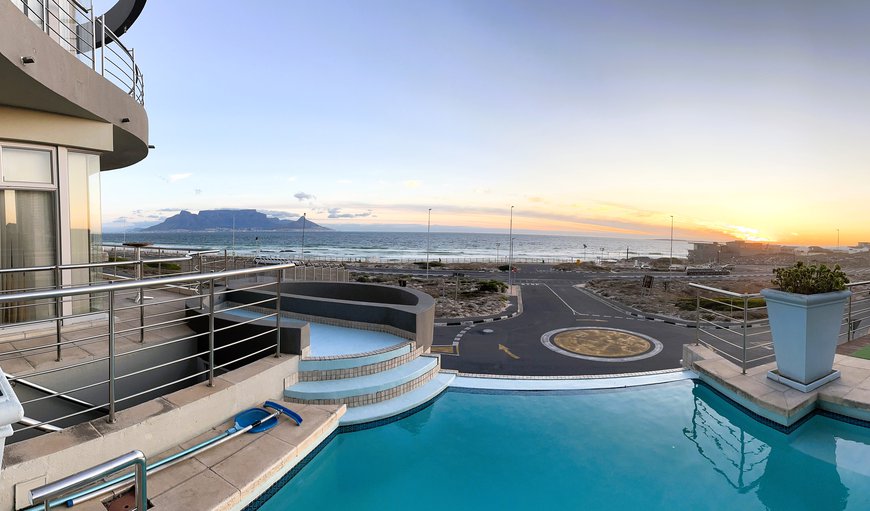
(100, 1, 870, 247)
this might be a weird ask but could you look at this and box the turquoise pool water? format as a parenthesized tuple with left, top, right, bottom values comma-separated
(219, 307, 405, 356)
(257, 381, 870, 510)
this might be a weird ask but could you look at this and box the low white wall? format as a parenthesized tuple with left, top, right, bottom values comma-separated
(0, 354, 299, 510)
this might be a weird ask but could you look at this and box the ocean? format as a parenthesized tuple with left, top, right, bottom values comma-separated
(101, 231, 692, 263)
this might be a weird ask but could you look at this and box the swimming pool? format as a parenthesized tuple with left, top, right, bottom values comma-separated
(252, 380, 870, 510)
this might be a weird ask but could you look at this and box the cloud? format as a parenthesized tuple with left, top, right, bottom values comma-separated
(168, 173, 192, 183)
(287, 176, 297, 182)
(528, 196, 545, 203)
(294, 192, 316, 201)
(261, 209, 301, 219)
(403, 180, 421, 189)
(328, 208, 373, 219)
(337, 179, 352, 185)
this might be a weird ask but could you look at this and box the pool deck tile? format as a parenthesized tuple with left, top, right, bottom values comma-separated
(150, 467, 241, 511)
(685, 344, 870, 426)
(451, 368, 695, 391)
(145, 403, 344, 511)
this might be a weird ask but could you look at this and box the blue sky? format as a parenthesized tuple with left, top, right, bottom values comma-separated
(101, 1, 870, 245)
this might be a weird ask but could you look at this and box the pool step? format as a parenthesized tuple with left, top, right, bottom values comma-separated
(340, 371, 455, 426)
(298, 343, 418, 381)
(284, 355, 440, 407)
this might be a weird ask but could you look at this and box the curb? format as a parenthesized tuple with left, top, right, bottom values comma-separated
(435, 290, 523, 327)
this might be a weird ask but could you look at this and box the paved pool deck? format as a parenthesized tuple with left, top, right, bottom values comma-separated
(74, 403, 344, 511)
(684, 344, 870, 427)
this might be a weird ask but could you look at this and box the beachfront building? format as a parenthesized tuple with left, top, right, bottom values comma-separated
(0, 0, 147, 323)
(688, 240, 790, 263)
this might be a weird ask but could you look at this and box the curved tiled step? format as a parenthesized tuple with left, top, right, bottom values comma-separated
(299, 342, 413, 375)
(340, 371, 455, 426)
(285, 355, 439, 405)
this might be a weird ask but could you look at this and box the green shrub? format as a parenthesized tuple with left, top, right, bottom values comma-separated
(771, 261, 848, 294)
(414, 261, 443, 267)
(477, 280, 507, 293)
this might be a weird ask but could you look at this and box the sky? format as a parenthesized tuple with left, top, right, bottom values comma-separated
(100, 0, 870, 246)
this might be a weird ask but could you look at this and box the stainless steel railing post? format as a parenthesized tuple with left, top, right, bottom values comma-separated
(108, 289, 116, 423)
(742, 295, 748, 374)
(695, 292, 701, 345)
(89, 5, 96, 70)
(208, 277, 216, 387)
(55, 265, 63, 361)
(275, 269, 282, 358)
(848, 292, 854, 342)
(198, 253, 205, 310)
(99, 15, 105, 76)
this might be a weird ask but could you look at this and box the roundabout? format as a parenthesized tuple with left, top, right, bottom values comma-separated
(541, 327, 663, 362)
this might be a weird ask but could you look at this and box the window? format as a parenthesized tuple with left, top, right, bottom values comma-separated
(1, 146, 53, 184)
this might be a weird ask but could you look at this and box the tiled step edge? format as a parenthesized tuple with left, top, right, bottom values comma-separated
(285, 356, 441, 408)
(299, 344, 420, 381)
(340, 371, 456, 426)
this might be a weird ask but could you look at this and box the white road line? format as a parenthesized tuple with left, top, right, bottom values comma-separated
(542, 284, 578, 315)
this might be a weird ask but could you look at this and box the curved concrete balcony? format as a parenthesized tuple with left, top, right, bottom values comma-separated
(0, 0, 148, 170)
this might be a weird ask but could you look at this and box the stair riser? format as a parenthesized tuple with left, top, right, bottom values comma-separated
(286, 358, 441, 408)
(300, 347, 423, 381)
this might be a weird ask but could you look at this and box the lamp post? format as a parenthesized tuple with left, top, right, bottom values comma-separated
(426, 208, 432, 279)
(508, 206, 514, 291)
(300, 213, 306, 263)
(669, 215, 674, 267)
(496, 242, 501, 263)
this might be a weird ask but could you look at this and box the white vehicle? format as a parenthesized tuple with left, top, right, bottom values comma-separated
(668, 264, 686, 272)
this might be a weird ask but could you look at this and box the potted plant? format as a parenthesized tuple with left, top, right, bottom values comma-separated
(761, 261, 850, 392)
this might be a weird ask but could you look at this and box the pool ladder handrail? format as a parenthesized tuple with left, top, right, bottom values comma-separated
(28, 450, 147, 510)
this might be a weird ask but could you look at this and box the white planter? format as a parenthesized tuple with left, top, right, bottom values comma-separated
(0, 367, 24, 471)
(761, 288, 850, 389)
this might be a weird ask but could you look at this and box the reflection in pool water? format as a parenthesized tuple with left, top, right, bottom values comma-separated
(254, 381, 870, 511)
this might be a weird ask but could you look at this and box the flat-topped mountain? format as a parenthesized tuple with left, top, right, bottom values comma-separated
(142, 209, 331, 232)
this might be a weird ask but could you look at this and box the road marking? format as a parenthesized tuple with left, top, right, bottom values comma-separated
(498, 343, 520, 359)
(576, 318, 607, 322)
(431, 342, 460, 356)
(542, 284, 578, 315)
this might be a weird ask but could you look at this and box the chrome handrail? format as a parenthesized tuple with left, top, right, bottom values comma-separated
(1, 263, 292, 429)
(29, 450, 147, 511)
(12, 0, 145, 105)
(689, 283, 773, 374)
(0, 263, 294, 303)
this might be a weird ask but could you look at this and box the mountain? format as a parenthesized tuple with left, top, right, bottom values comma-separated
(142, 209, 331, 232)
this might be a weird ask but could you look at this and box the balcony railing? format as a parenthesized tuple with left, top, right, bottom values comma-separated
(13, 0, 145, 104)
(0, 262, 293, 437)
(689, 281, 870, 373)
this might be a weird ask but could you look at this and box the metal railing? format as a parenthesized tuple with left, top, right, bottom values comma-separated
(690, 280, 870, 374)
(29, 450, 147, 511)
(13, 0, 145, 104)
(0, 249, 222, 360)
(0, 262, 293, 434)
(690, 283, 773, 374)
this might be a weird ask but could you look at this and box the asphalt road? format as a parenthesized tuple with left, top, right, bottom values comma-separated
(431, 266, 702, 376)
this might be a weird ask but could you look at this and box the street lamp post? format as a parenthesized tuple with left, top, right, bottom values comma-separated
(300, 213, 306, 263)
(508, 206, 514, 291)
(496, 242, 501, 263)
(426, 208, 432, 279)
(669, 215, 674, 267)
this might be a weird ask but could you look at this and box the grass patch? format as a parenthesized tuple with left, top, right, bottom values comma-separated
(850, 345, 870, 360)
